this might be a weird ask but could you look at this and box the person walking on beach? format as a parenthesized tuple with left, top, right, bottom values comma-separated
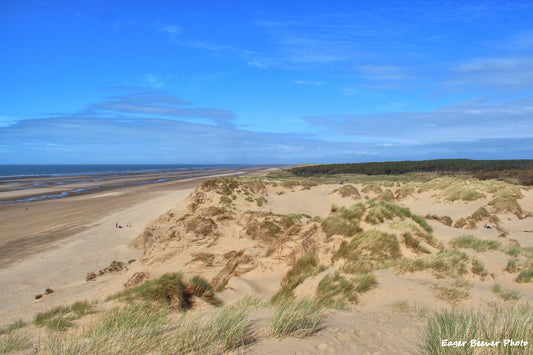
(115, 222, 118, 228)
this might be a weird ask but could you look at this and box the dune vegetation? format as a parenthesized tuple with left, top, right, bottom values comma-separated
(3, 168, 533, 354)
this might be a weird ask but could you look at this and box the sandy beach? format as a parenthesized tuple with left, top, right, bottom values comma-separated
(0, 166, 275, 322)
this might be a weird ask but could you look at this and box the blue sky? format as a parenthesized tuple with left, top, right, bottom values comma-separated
(1, 0, 532, 164)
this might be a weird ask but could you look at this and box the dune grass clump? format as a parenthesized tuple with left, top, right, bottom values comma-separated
(395, 182, 418, 199)
(0, 319, 26, 335)
(488, 196, 525, 218)
(418, 304, 533, 355)
(506, 259, 518, 273)
(270, 298, 323, 338)
(396, 249, 471, 278)
(491, 284, 521, 301)
(121, 273, 190, 309)
(87, 302, 168, 339)
(402, 232, 431, 254)
(333, 184, 361, 199)
(321, 203, 365, 237)
(376, 189, 395, 201)
(164, 303, 250, 354)
(517, 268, 533, 283)
(34, 301, 95, 331)
(432, 284, 471, 306)
(333, 229, 402, 266)
(0, 333, 30, 353)
(364, 200, 434, 233)
(112, 273, 220, 310)
(315, 271, 378, 308)
(438, 180, 487, 202)
(450, 235, 501, 252)
(361, 183, 383, 194)
(471, 258, 489, 280)
(271, 254, 326, 304)
(187, 275, 222, 306)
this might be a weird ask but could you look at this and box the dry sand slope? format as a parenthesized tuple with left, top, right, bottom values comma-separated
(1, 173, 532, 354)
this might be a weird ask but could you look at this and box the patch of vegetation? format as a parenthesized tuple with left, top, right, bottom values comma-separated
(516, 268, 533, 283)
(261, 220, 282, 236)
(376, 189, 395, 201)
(449, 235, 501, 252)
(395, 183, 418, 199)
(315, 272, 357, 308)
(0, 333, 30, 353)
(245, 196, 254, 203)
(0, 319, 26, 335)
(270, 298, 323, 338)
(34, 301, 95, 331)
(361, 183, 383, 194)
(471, 258, 488, 280)
(402, 232, 430, 254)
(506, 259, 517, 273)
(255, 196, 267, 207)
(321, 203, 365, 237)
(271, 254, 326, 304)
(418, 304, 533, 354)
(333, 184, 361, 199)
(111, 273, 221, 310)
(396, 249, 471, 278)
(86, 302, 168, 339)
(488, 196, 525, 219)
(219, 195, 232, 205)
(333, 229, 402, 266)
(491, 284, 521, 301)
(432, 283, 470, 306)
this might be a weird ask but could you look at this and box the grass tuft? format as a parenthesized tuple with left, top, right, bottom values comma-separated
(418, 304, 533, 354)
(270, 298, 323, 338)
(449, 235, 501, 252)
(516, 268, 533, 283)
(491, 284, 521, 301)
(271, 254, 325, 304)
(0, 333, 31, 353)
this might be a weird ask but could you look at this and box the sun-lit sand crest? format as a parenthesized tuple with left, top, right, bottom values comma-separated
(1, 169, 532, 353)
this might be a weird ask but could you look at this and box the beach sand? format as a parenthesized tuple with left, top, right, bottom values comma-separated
(0, 166, 275, 323)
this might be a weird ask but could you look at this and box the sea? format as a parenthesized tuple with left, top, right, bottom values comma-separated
(0, 164, 250, 204)
(0, 164, 241, 178)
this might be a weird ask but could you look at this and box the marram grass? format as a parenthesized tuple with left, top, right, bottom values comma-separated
(418, 303, 533, 355)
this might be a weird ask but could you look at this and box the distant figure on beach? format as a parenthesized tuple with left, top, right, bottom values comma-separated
(25, 206, 28, 210)
(115, 222, 118, 228)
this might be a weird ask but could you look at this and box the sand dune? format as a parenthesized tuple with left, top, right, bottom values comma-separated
(1, 172, 532, 353)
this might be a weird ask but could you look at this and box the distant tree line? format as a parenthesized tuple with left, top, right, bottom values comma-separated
(289, 159, 533, 183)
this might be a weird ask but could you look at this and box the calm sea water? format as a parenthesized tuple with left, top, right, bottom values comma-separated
(0, 164, 242, 178)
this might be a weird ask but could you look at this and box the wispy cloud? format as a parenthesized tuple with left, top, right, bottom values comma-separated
(294, 80, 323, 86)
(448, 57, 533, 90)
(83, 92, 236, 128)
(302, 97, 533, 144)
